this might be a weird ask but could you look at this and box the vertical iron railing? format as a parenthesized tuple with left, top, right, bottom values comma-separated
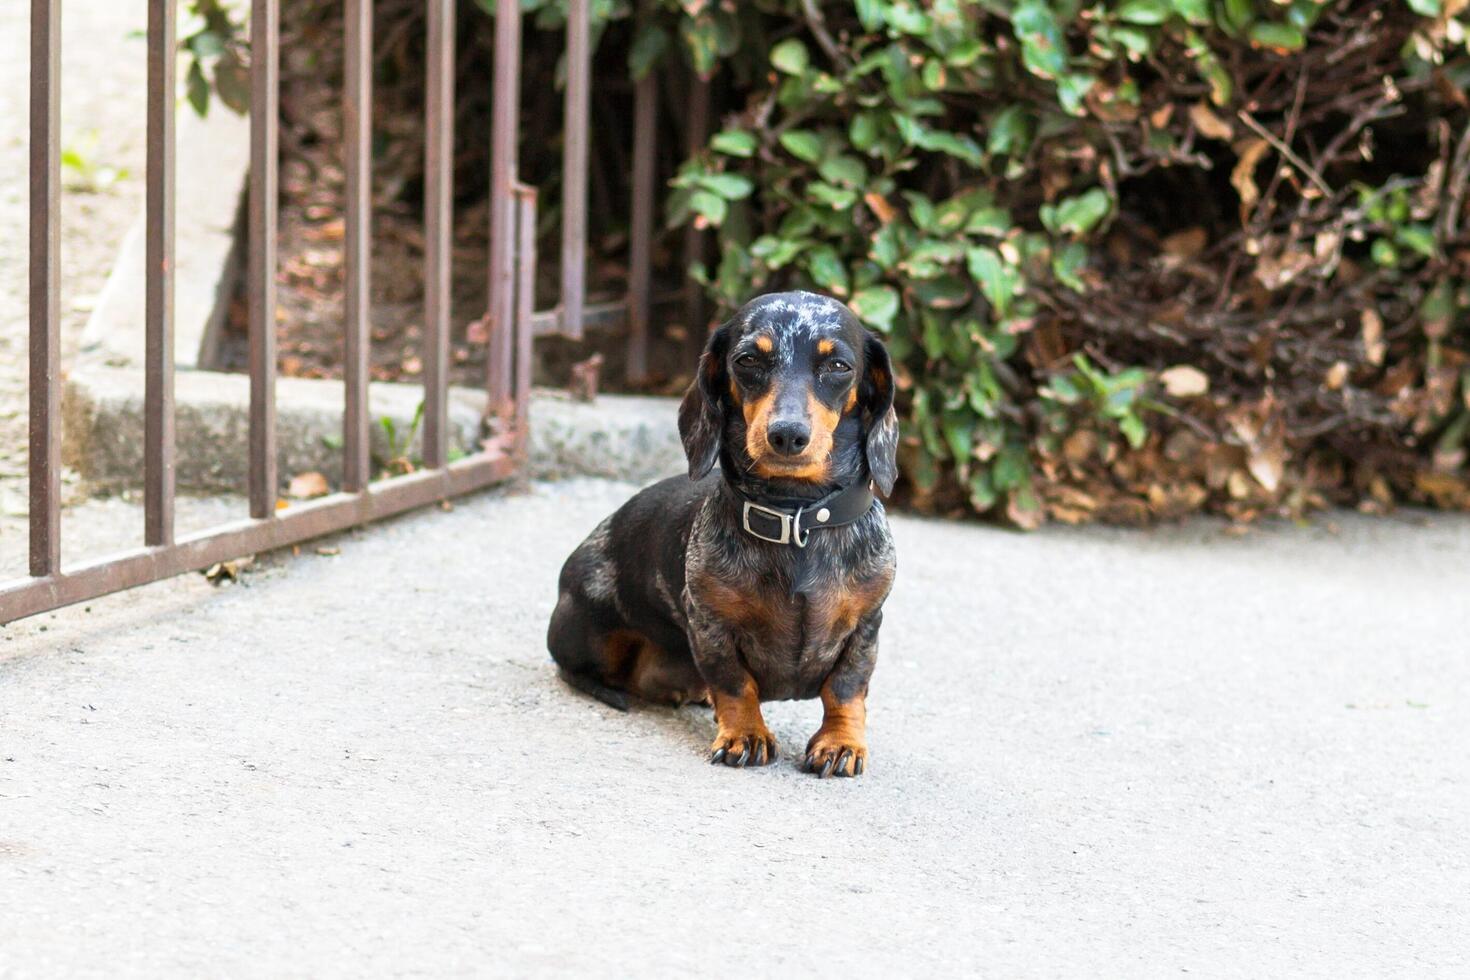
(29, 0, 61, 578)
(2, 0, 540, 624)
(343, 0, 374, 494)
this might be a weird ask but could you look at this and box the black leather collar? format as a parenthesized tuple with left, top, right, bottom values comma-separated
(733, 479, 875, 548)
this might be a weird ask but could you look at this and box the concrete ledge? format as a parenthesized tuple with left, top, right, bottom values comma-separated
(78, 102, 249, 371)
(64, 367, 684, 494)
(526, 390, 685, 483)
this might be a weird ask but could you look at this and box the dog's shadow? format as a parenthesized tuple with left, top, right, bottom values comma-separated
(556, 676, 823, 771)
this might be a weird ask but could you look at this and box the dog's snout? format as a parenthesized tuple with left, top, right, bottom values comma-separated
(766, 419, 811, 456)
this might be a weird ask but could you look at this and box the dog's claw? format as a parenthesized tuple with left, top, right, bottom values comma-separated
(804, 735, 866, 779)
(709, 730, 777, 769)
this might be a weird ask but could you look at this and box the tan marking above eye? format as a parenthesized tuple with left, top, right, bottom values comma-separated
(817, 339, 835, 355)
(755, 335, 774, 353)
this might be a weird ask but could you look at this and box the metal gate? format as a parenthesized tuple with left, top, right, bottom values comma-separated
(0, 0, 615, 623)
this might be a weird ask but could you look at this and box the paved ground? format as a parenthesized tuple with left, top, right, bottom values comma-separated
(1, 477, 1467, 976)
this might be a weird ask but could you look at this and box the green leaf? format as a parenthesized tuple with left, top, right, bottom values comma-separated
(1040, 188, 1112, 236)
(886, 3, 931, 34)
(689, 190, 728, 225)
(913, 127, 984, 166)
(1395, 224, 1436, 259)
(628, 23, 668, 80)
(1057, 73, 1096, 116)
(911, 275, 971, 309)
(186, 60, 210, 117)
(779, 129, 824, 163)
(871, 224, 901, 269)
(1405, 0, 1439, 15)
(1371, 239, 1400, 267)
(967, 247, 1020, 317)
(1012, 2, 1067, 81)
(818, 155, 867, 187)
(850, 286, 901, 332)
(855, 0, 888, 32)
(188, 31, 225, 59)
(1249, 22, 1305, 51)
(806, 245, 850, 295)
(807, 182, 857, 209)
(1119, 413, 1147, 449)
(213, 50, 250, 114)
(1052, 242, 1088, 291)
(770, 38, 810, 75)
(850, 112, 882, 152)
(1171, 0, 1211, 24)
(987, 105, 1031, 157)
(700, 173, 754, 200)
(710, 129, 757, 157)
(1116, 0, 1171, 24)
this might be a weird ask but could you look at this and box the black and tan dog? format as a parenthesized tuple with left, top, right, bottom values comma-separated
(547, 291, 898, 777)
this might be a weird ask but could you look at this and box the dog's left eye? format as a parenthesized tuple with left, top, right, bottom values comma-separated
(824, 360, 852, 375)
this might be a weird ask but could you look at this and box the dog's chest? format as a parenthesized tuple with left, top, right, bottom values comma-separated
(687, 541, 892, 696)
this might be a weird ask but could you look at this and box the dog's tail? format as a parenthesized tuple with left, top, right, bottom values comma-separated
(558, 669, 630, 712)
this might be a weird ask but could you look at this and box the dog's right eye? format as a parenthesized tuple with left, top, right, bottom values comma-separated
(735, 354, 761, 369)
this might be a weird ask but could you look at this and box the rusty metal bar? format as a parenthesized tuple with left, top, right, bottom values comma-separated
(560, 0, 590, 341)
(513, 184, 536, 447)
(28, 0, 61, 577)
(423, 0, 454, 469)
(343, 0, 373, 492)
(0, 454, 517, 624)
(487, 0, 521, 414)
(627, 68, 657, 385)
(145, 0, 177, 547)
(248, 0, 280, 518)
(684, 74, 710, 353)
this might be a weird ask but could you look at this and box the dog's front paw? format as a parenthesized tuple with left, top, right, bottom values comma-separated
(803, 731, 866, 778)
(709, 725, 778, 768)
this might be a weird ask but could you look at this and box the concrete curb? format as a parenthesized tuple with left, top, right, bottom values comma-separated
(64, 365, 685, 494)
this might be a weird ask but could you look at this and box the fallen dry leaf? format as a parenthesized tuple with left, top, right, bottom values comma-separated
(863, 192, 897, 225)
(1325, 361, 1349, 390)
(1361, 309, 1385, 366)
(1161, 227, 1207, 260)
(288, 471, 331, 499)
(1190, 102, 1233, 140)
(1231, 139, 1270, 225)
(203, 556, 254, 585)
(1160, 365, 1210, 398)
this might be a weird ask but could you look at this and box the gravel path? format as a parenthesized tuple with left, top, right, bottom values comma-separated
(0, 1, 148, 526)
(2, 478, 1467, 976)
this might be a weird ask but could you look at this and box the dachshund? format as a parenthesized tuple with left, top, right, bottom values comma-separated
(547, 291, 898, 777)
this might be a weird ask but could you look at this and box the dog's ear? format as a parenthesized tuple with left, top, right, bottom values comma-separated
(677, 321, 733, 480)
(860, 332, 899, 497)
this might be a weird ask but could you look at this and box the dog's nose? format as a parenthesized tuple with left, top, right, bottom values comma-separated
(767, 419, 811, 456)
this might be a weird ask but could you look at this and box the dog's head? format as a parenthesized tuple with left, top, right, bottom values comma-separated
(678, 291, 898, 495)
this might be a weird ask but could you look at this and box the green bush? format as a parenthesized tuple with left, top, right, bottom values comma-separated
(197, 0, 1470, 524)
(657, 0, 1470, 523)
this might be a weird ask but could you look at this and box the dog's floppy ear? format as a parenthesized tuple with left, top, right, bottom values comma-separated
(860, 332, 899, 496)
(677, 321, 733, 480)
